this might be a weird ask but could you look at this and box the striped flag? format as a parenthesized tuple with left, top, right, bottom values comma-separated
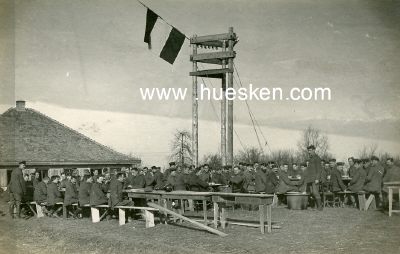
(143, 8, 185, 64)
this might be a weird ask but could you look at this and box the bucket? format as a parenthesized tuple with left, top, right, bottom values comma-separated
(286, 192, 309, 210)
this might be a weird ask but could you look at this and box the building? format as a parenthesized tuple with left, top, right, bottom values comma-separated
(0, 100, 140, 188)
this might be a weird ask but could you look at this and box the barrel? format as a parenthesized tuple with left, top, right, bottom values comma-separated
(286, 192, 309, 210)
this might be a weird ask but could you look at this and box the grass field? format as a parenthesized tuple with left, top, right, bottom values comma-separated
(0, 195, 399, 254)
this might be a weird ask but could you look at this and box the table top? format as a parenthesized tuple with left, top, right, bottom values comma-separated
(211, 192, 274, 198)
(383, 181, 400, 186)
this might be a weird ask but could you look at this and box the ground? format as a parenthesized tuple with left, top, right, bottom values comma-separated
(0, 193, 399, 254)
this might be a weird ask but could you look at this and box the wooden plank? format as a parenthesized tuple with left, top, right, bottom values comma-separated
(189, 68, 232, 79)
(144, 210, 155, 228)
(259, 205, 265, 234)
(147, 202, 228, 237)
(213, 202, 219, 228)
(191, 51, 235, 62)
(35, 203, 44, 218)
(365, 195, 375, 210)
(91, 207, 100, 223)
(191, 33, 236, 44)
(119, 208, 125, 225)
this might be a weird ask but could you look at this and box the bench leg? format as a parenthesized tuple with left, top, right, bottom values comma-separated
(119, 208, 126, 225)
(213, 202, 219, 228)
(221, 206, 226, 229)
(203, 200, 207, 224)
(63, 205, 67, 219)
(91, 207, 100, 223)
(267, 204, 272, 233)
(388, 188, 393, 217)
(358, 194, 366, 211)
(259, 204, 265, 234)
(36, 204, 44, 218)
(365, 194, 375, 210)
(144, 210, 155, 228)
(188, 199, 194, 211)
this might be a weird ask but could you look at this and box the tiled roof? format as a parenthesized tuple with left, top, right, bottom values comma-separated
(0, 106, 140, 166)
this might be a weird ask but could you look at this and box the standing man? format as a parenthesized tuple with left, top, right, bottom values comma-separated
(348, 157, 356, 178)
(363, 156, 384, 208)
(8, 161, 26, 219)
(304, 145, 323, 211)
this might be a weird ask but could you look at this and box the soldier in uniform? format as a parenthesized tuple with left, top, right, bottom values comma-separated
(383, 158, 400, 183)
(255, 163, 267, 193)
(230, 166, 244, 193)
(276, 163, 301, 193)
(265, 164, 279, 194)
(47, 176, 63, 216)
(304, 145, 323, 210)
(90, 175, 109, 206)
(348, 157, 356, 178)
(144, 167, 156, 191)
(126, 168, 145, 189)
(8, 161, 26, 219)
(363, 156, 384, 208)
(78, 175, 92, 206)
(109, 173, 133, 208)
(348, 159, 367, 207)
(64, 176, 79, 217)
(164, 162, 176, 179)
(166, 168, 186, 191)
(153, 166, 165, 190)
(34, 176, 49, 204)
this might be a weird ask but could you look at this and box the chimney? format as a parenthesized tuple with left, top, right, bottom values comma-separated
(16, 100, 26, 111)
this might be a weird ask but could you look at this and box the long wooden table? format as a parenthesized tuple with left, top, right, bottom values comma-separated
(211, 192, 274, 234)
(124, 189, 213, 223)
(383, 181, 400, 217)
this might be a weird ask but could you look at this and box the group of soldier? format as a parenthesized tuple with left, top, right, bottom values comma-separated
(7, 145, 400, 218)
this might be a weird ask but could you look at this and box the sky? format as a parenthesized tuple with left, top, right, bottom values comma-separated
(1, 0, 400, 164)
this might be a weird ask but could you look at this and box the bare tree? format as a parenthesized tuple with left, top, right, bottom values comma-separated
(169, 129, 193, 166)
(357, 143, 378, 159)
(297, 125, 330, 160)
(201, 153, 222, 170)
(234, 147, 265, 164)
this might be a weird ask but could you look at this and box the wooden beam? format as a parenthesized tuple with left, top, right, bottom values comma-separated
(191, 51, 235, 62)
(190, 33, 236, 44)
(147, 202, 228, 237)
(189, 68, 233, 79)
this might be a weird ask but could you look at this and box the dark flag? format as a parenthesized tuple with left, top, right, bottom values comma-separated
(159, 28, 185, 64)
(144, 8, 158, 49)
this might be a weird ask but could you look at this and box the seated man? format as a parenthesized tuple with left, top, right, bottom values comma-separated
(90, 175, 109, 206)
(47, 176, 63, 216)
(186, 168, 209, 192)
(255, 164, 267, 193)
(34, 176, 49, 204)
(166, 168, 186, 191)
(382, 158, 400, 208)
(363, 156, 384, 208)
(64, 176, 79, 217)
(78, 175, 92, 206)
(144, 167, 156, 191)
(276, 165, 301, 193)
(126, 168, 145, 189)
(109, 172, 133, 208)
(153, 166, 165, 190)
(265, 165, 279, 194)
(230, 166, 244, 193)
(347, 159, 366, 207)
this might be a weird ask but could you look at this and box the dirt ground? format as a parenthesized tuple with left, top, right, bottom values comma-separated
(0, 192, 399, 254)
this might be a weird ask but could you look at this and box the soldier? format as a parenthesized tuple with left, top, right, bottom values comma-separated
(34, 176, 49, 204)
(109, 172, 133, 208)
(153, 166, 165, 190)
(330, 161, 347, 194)
(363, 156, 384, 208)
(166, 168, 186, 191)
(265, 165, 279, 194)
(90, 175, 109, 206)
(186, 168, 209, 192)
(348, 159, 367, 207)
(348, 157, 356, 178)
(47, 175, 63, 216)
(126, 168, 145, 189)
(220, 165, 232, 185)
(64, 176, 79, 217)
(32, 171, 41, 190)
(383, 158, 400, 183)
(210, 167, 223, 184)
(59, 172, 68, 189)
(321, 161, 332, 192)
(243, 164, 256, 193)
(255, 163, 267, 193)
(8, 161, 26, 219)
(144, 167, 156, 191)
(230, 166, 244, 193)
(276, 163, 301, 193)
(164, 162, 176, 179)
(199, 164, 211, 183)
(78, 175, 92, 206)
(304, 145, 323, 211)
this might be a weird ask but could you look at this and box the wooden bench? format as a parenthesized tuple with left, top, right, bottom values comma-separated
(387, 186, 400, 216)
(91, 204, 110, 223)
(114, 206, 158, 228)
(357, 191, 366, 211)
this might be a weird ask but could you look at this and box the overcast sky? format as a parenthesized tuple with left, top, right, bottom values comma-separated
(1, 0, 400, 142)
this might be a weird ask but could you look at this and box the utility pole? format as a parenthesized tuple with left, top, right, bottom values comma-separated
(190, 28, 237, 167)
(180, 132, 184, 165)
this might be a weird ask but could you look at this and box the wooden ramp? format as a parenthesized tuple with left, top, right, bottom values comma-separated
(147, 202, 228, 237)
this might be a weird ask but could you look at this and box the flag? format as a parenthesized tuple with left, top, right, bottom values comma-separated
(144, 9, 158, 49)
(143, 8, 186, 64)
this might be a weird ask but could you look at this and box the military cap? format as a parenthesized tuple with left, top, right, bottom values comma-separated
(151, 166, 157, 169)
(169, 162, 176, 166)
(19, 161, 26, 165)
(300, 163, 307, 167)
(371, 156, 379, 161)
(329, 158, 336, 162)
(337, 162, 344, 166)
(307, 145, 316, 150)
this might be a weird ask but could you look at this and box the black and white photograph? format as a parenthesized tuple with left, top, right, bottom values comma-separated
(0, 0, 399, 253)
